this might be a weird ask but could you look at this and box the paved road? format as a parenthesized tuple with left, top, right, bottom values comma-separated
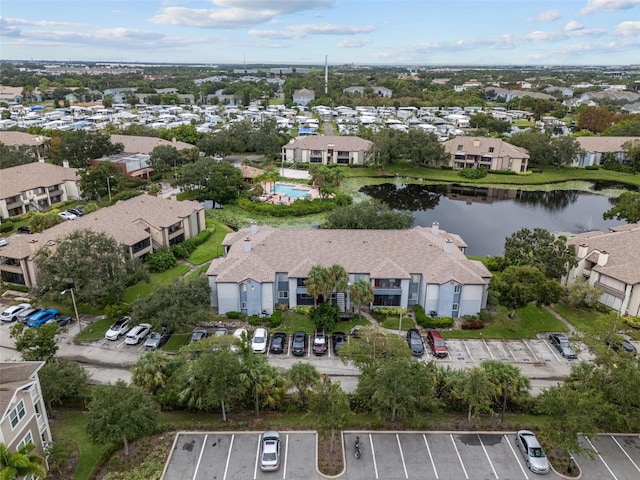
(162, 431, 640, 480)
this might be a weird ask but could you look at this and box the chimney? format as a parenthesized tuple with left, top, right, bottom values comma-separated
(432, 221, 440, 236)
(170, 194, 177, 201)
(250, 221, 258, 235)
(29, 239, 39, 256)
(597, 250, 609, 266)
(473, 139, 480, 147)
(62, 160, 70, 168)
(244, 237, 251, 252)
(577, 243, 588, 258)
(444, 238, 453, 254)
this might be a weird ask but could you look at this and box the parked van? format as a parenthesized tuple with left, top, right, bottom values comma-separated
(426, 330, 448, 357)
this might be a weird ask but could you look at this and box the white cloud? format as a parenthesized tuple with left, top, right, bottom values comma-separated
(580, 0, 640, 15)
(250, 23, 375, 39)
(337, 38, 369, 48)
(615, 20, 640, 35)
(565, 21, 584, 32)
(535, 10, 562, 22)
(0, 17, 87, 28)
(149, 0, 333, 29)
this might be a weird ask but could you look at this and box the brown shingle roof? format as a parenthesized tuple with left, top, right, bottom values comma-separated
(110, 135, 195, 154)
(575, 136, 639, 153)
(208, 226, 490, 285)
(567, 222, 640, 284)
(284, 135, 373, 152)
(0, 362, 43, 417)
(0, 162, 79, 200)
(0, 131, 48, 147)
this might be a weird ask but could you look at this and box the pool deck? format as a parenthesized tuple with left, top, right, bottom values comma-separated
(259, 182, 322, 204)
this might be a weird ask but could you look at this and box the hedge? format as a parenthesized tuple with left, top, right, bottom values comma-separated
(414, 305, 454, 329)
(624, 315, 640, 329)
(0, 223, 14, 233)
(171, 229, 213, 259)
(238, 193, 351, 217)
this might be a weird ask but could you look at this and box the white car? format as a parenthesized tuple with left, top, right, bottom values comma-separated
(125, 323, 152, 345)
(105, 316, 132, 340)
(59, 211, 77, 220)
(252, 327, 268, 353)
(1, 303, 32, 322)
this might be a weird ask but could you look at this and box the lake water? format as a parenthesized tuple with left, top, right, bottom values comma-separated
(359, 182, 631, 256)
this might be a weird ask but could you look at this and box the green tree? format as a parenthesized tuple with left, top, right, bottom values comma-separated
(39, 358, 89, 416)
(562, 278, 604, 308)
(78, 162, 125, 202)
(175, 159, 246, 203)
(622, 139, 640, 173)
(132, 351, 179, 396)
(602, 120, 640, 137)
(479, 360, 532, 410)
(503, 227, 577, 279)
(507, 130, 554, 170)
(492, 265, 563, 313)
(0, 143, 37, 169)
(406, 129, 448, 167)
(454, 366, 495, 422)
(308, 376, 351, 453)
(48, 130, 123, 168)
(305, 265, 332, 307)
(131, 277, 210, 334)
(287, 362, 321, 409)
(9, 322, 60, 361)
(28, 211, 65, 233)
(34, 229, 147, 306)
(549, 136, 583, 168)
(603, 191, 640, 223)
(349, 279, 374, 317)
(0, 442, 46, 480)
(86, 380, 159, 457)
(149, 145, 181, 174)
(324, 198, 413, 229)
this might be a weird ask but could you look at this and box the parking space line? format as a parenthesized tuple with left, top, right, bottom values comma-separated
(192, 433, 208, 480)
(369, 434, 379, 479)
(611, 435, 640, 473)
(396, 434, 408, 479)
(585, 435, 618, 480)
(283, 434, 289, 479)
(504, 434, 528, 479)
(450, 434, 469, 479)
(522, 340, 539, 362)
(463, 341, 474, 362)
(482, 340, 495, 360)
(253, 433, 261, 479)
(505, 343, 518, 362)
(423, 435, 439, 479)
(543, 341, 561, 362)
(478, 434, 498, 479)
(223, 434, 234, 480)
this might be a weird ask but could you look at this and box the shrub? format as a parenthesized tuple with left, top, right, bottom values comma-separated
(624, 315, 640, 329)
(486, 256, 506, 271)
(458, 167, 488, 179)
(226, 311, 244, 320)
(171, 242, 193, 259)
(248, 315, 263, 326)
(0, 222, 14, 233)
(461, 319, 484, 330)
(268, 310, 283, 328)
(3, 283, 29, 293)
(293, 306, 313, 315)
(310, 302, 339, 330)
(489, 169, 516, 175)
(109, 190, 143, 204)
(440, 165, 453, 170)
(414, 305, 454, 328)
(478, 310, 492, 322)
(145, 248, 177, 272)
(585, 165, 599, 170)
(237, 193, 352, 218)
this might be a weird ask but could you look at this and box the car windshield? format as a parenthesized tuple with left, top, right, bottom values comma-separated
(255, 337, 264, 343)
(434, 340, 446, 346)
(314, 337, 325, 344)
(531, 447, 545, 458)
(410, 337, 422, 345)
(559, 339, 569, 347)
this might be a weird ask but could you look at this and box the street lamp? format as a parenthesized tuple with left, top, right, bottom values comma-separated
(501, 380, 511, 423)
(254, 376, 260, 420)
(61, 288, 81, 334)
(106, 175, 114, 202)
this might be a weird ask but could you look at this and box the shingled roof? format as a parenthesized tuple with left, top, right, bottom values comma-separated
(0, 162, 79, 199)
(283, 135, 373, 152)
(0, 362, 43, 418)
(208, 225, 489, 285)
(110, 134, 195, 154)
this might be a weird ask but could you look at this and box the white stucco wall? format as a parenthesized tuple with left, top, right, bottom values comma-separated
(217, 283, 240, 314)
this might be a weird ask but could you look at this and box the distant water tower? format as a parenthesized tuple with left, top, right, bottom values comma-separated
(324, 55, 328, 95)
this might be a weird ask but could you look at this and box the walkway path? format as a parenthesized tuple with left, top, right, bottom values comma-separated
(544, 305, 575, 333)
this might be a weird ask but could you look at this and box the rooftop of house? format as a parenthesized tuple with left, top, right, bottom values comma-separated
(0, 162, 79, 200)
(0, 362, 44, 417)
(284, 135, 373, 152)
(110, 134, 195, 154)
(0, 195, 204, 259)
(442, 136, 530, 159)
(575, 136, 639, 152)
(0, 131, 48, 147)
(567, 222, 640, 284)
(207, 225, 490, 285)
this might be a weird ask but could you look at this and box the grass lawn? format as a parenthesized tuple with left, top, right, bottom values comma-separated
(123, 264, 191, 303)
(551, 303, 604, 332)
(185, 262, 211, 279)
(187, 221, 233, 265)
(442, 305, 568, 339)
(381, 315, 415, 331)
(163, 330, 190, 352)
(275, 311, 371, 334)
(50, 411, 109, 480)
(75, 317, 113, 342)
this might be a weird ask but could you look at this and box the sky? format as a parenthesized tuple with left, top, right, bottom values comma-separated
(1, 0, 640, 66)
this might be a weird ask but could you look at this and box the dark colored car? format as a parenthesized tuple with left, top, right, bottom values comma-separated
(406, 328, 425, 357)
(17, 225, 31, 234)
(189, 328, 209, 343)
(607, 338, 637, 355)
(270, 332, 287, 354)
(312, 328, 327, 355)
(332, 332, 347, 355)
(426, 330, 448, 358)
(548, 333, 577, 359)
(292, 331, 307, 356)
(49, 315, 73, 327)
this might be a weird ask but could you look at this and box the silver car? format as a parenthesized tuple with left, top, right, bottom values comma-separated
(549, 333, 577, 359)
(259, 431, 281, 471)
(516, 430, 550, 475)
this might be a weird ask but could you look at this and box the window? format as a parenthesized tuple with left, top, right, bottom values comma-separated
(240, 301, 247, 309)
(9, 400, 26, 429)
(17, 430, 33, 450)
(452, 303, 459, 311)
(454, 285, 461, 293)
(278, 291, 288, 299)
(488, 147, 494, 153)
(457, 144, 463, 151)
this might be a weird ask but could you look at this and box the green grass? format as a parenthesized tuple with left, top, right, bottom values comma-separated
(276, 311, 317, 333)
(185, 262, 211, 280)
(75, 317, 113, 342)
(50, 411, 109, 480)
(163, 330, 190, 351)
(551, 303, 604, 332)
(187, 221, 233, 265)
(123, 264, 191, 303)
(381, 315, 414, 331)
(442, 305, 568, 339)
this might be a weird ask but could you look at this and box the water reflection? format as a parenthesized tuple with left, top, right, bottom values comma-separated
(359, 183, 625, 256)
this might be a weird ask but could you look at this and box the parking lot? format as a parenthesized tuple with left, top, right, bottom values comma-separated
(162, 432, 640, 480)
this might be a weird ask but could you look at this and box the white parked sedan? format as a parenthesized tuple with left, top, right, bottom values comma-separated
(59, 211, 78, 220)
(252, 327, 268, 354)
(125, 323, 152, 345)
(1, 303, 32, 322)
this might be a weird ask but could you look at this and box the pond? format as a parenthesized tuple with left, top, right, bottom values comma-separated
(359, 182, 632, 256)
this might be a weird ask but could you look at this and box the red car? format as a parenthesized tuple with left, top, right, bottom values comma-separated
(312, 328, 328, 355)
(426, 330, 448, 358)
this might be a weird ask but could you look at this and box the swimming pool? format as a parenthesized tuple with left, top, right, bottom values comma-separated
(272, 183, 312, 199)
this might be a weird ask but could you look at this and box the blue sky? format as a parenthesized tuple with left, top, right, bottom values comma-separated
(1, 0, 639, 65)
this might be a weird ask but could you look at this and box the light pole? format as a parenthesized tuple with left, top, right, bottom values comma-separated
(106, 175, 114, 202)
(501, 379, 511, 423)
(61, 288, 81, 334)
(254, 376, 260, 420)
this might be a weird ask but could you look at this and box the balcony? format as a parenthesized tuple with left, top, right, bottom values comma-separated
(594, 281, 625, 298)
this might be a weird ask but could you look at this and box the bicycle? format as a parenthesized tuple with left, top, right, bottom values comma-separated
(354, 436, 361, 459)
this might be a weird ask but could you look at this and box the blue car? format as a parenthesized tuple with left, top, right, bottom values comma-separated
(26, 309, 59, 327)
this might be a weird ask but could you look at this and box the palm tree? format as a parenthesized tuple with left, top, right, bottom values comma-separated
(350, 279, 374, 317)
(305, 265, 331, 307)
(0, 442, 46, 480)
(287, 362, 321, 409)
(132, 351, 172, 395)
